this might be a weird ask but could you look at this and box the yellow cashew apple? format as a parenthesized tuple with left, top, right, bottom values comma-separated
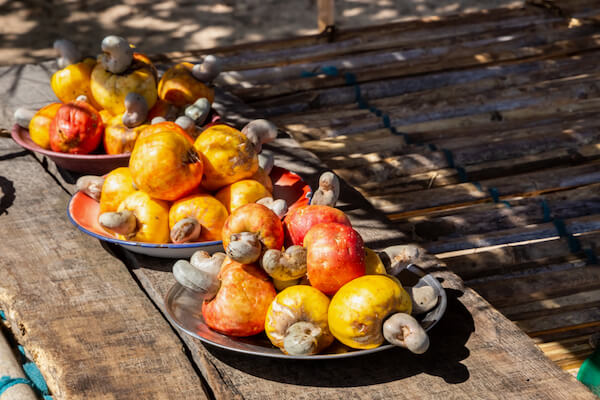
(169, 193, 229, 242)
(51, 57, 103, 110)
(215, 179, 271, 214)
(328, 274, 412, 350)
(114, 191, 170, 243)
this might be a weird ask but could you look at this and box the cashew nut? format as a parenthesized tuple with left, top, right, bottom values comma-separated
(184, 97, 211, 125)
(76, 175, 105, 201)
(122, 92, 149, 128)
(99, 35, 134, 74)
(261, 246, 307, 281)
(226, 232, 262, 264)
(258, 153, 274, 175)
(242, 119, 278, 153)
(310, 171, 340, 207)
(409, 285, 439, 314)
(283, 321, 322, 356)
(151, 116, 167, 125)
(54, 39, 81, 69)
(377, 244, 423, 277)
(173, 251, 226, 298)
(14, 107, 36, 129)
(170, 217, 202, 244)
(76, 94, 89, 103)
(256, 197, 288, 219)
(98, 210, 137, 237)
(174, 116, 196, 136)
(191, 55, 222, 83)
(382, 313, 430, 354)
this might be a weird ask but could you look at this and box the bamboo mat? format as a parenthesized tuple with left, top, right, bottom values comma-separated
(157, 0, 600, 375)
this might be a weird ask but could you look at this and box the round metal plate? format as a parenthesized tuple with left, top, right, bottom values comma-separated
(163, 265, 447, 359)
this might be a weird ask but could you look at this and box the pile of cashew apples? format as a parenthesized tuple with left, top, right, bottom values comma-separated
(18, 36, 440, 357)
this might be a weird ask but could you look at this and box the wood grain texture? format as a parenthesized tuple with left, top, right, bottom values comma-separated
(0, 64, 208, 399)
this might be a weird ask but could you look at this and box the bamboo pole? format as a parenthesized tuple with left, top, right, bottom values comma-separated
(317, 0, 335, 32)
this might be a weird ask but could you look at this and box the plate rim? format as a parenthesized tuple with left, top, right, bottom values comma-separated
(11, 123, 131, 161)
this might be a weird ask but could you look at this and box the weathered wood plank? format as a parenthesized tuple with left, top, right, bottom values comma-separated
(0, 143, 208, 399)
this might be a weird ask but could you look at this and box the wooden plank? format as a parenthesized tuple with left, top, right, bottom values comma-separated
(469, 265, 600, 308)
(0, 66, 208, 399)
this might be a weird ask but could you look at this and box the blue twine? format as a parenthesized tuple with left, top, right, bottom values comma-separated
(0, 376, 33, 395)
(540, 199, 597, 263)
(0, 310, 5, 320)
(0, 346, 52, 398)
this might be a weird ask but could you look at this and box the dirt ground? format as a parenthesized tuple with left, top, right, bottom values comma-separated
(0, 0, 522, 65)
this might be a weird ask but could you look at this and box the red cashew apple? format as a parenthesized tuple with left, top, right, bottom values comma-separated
(304, 222, 366, 296)
(283, 204, 351, 247)
(222, 203, 284, 251)
(202, 258, 276, 336)
(49, 100, 104, 154)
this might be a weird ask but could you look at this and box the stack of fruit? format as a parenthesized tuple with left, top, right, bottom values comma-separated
(173, 173, 439, 356)
(15, 36, 220, 155)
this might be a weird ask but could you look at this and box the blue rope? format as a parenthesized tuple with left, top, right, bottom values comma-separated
(0, 376, 33, 395)
(540, 199, 597, 264)
(0, 316, 52, 398)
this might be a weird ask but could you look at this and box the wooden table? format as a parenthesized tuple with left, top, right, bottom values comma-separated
(0, 26, 596, 400)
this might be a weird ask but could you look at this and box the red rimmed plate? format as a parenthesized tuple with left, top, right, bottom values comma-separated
(11, 124, 130, 175)
(67, 165, 312, 258)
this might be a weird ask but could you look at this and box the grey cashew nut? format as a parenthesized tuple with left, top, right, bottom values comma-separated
(226, 232, 262, 264)
(99, 35, 134, 74)
(98, 210, 137, 238)
(258, 153, 274, 175)
(242, 119, 278, 153)
(54, 39, 82, 69)
(170, 218, 202, 244)
(283, 321, 321, 356)
(122, 93, 149, 128)
(14, 108, 36, 129)
(256, 197, 288, 219)
(76, 175, 105, 201)
(174, 116, 196, 135)
(377, 244, 423, 277)
(383, 313, 430, 354)
(191, 55, 222, 83)
(173, 251, 226, 298)
(409, 285, 439, 314)
(151, 117, 167, 125)
(261, 246, 307, 281)
(310, 171, 340, 207)
(184, 98, 210, 125)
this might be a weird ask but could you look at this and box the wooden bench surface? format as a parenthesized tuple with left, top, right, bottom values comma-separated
(166, 0, 600, 377)
(0, 7, 597, 400)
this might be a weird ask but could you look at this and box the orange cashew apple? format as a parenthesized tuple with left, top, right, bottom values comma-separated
(129, 126, 203, 201)
(193, 124, 258, 191)
(158, 62, 215, 107)
(28, 102, 62, 149)
(215, 179, 271, 214)
(99, 167, 137, 213)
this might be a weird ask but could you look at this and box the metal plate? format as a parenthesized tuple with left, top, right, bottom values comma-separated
(163, 265, 447, 359)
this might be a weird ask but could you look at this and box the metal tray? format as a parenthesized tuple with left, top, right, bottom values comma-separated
(164, 264, 447, 359)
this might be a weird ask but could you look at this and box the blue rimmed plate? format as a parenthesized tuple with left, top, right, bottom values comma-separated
(67, 166, 312, 258)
